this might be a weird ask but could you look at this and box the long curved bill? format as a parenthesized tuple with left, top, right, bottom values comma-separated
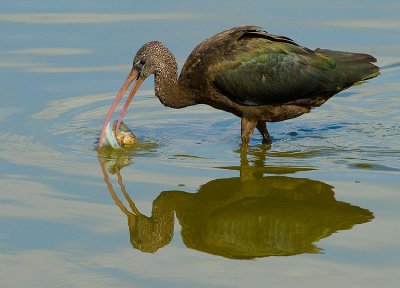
(98, 68, 144, 147)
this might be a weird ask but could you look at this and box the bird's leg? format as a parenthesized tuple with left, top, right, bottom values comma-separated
(241, 117, 257, 149)
(256, 121, 272, 144)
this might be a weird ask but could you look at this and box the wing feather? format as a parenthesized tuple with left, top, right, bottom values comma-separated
(210, 34, 337, 105)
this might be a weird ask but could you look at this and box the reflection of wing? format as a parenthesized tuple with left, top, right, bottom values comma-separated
(177, 176, 373, 259)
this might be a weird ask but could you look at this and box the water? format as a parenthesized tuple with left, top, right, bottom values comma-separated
(1, 1, 399, 287)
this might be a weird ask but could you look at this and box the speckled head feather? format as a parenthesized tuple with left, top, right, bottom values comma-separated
(133, 41, 178, 80)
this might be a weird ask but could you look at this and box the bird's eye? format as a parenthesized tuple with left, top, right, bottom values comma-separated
(134, 59, 145, 67)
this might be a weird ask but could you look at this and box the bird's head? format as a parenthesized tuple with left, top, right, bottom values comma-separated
(133, 41, 176, 78)
(98, 41, 176, 147)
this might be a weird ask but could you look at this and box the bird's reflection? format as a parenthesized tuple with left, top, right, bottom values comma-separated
(98, 147, 373, 259)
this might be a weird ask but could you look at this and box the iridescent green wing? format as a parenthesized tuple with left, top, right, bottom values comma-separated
(209, 29, 377, 106)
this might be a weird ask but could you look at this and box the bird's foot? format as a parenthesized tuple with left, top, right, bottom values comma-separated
(256, 121, 272, 145)
(261, 136, 272, 145)
(241, 117, 257, 148)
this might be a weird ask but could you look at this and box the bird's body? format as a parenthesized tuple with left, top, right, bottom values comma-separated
(99, 25, 379, 147)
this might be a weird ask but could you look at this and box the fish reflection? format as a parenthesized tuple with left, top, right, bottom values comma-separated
(98, 149, 373, 259)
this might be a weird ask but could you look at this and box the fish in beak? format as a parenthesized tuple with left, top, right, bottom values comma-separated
(98, 68, 145, 147)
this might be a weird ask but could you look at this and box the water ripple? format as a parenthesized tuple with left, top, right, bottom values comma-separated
(0, 13, 212, 24)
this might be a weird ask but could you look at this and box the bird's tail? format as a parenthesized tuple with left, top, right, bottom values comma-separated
(316, 48, 380, 86)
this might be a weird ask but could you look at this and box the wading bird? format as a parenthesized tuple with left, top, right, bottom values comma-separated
(98, 25, 379, 147)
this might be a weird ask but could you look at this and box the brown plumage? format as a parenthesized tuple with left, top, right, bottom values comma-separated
(98, 25, 380, 148)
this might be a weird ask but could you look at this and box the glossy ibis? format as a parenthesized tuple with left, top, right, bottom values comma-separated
(98, 25, 379, 147)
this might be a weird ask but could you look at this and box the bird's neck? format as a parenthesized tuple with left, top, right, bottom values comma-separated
(154, 59, 198, 108)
